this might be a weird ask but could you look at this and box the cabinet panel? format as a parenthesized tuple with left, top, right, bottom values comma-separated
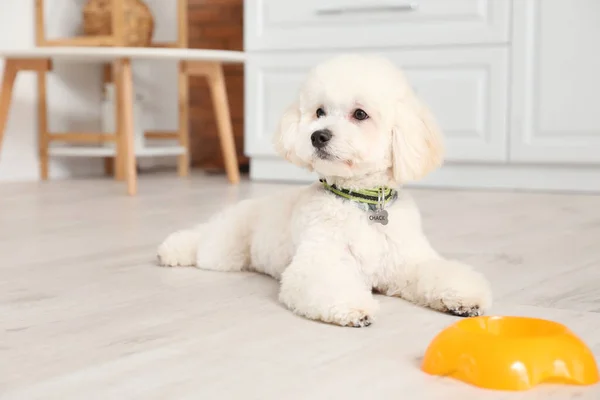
(245, 48, 508, 163)
(245, 0, 510, 51)
(510, 0, 600, 164)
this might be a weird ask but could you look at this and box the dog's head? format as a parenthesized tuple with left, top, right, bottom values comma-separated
(273, 54, 444, 186)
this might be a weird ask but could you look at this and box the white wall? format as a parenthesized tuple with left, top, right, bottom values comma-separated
(0, 0, 180, 182)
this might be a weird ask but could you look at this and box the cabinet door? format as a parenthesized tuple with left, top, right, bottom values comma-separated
(245, 0, 511, 51)
(510, 0, 600, 164)
(245, 48, 509, 163)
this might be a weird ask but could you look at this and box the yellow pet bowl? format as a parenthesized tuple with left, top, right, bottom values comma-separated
(421, 316, 599, 391)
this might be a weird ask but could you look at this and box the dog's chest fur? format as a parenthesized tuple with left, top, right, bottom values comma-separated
(340, 199, 410, 275)
(249, 184, 422, 280)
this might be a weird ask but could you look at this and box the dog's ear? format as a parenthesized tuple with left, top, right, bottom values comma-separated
(273, 101, 303, 165)
(391, 95, 444, 183)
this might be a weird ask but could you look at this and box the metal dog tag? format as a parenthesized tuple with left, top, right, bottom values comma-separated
(368, 187, 389, 225)
(368, 209, 389, 225)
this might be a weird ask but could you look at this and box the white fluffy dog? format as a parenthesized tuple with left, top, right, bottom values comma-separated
(157, 54, 492, 327)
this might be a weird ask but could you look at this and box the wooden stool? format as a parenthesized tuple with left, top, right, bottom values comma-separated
(0, 48, 244, 195)
(0, 0, 242, 194)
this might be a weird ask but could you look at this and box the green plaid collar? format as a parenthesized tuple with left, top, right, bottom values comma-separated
(320, 179, 398, 212)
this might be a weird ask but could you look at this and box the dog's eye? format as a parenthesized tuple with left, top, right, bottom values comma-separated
(316, 108, 326, 118)
(352, 109, 369, 121)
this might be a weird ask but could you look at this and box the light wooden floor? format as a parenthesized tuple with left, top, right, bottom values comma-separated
(1, 174, 600, 399)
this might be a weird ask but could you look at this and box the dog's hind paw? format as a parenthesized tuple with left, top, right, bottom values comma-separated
(156, 229, 201, 267)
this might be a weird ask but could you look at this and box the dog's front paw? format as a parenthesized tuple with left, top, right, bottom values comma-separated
(279, 284, 379, 328)
(292, 302, 376, 328)
(157, 229, 200, 267)
(339, 309, 373, 328)
(420, 260, 492, 317)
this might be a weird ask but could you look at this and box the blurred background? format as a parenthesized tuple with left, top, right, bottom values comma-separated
(0, 0, 599, 192)
(0, 0, 245, 183)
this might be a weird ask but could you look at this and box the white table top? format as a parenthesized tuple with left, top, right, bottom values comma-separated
(0, 47, 245, 63)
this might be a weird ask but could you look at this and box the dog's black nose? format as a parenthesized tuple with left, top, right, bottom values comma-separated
(311, 129, 332, 149)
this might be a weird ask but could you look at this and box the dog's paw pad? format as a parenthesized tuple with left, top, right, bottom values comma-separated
(445, 305, 482, 318)
(345, 315, 372, 328)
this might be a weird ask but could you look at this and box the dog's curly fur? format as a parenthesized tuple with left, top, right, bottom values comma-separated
(157, 54, 492, 327)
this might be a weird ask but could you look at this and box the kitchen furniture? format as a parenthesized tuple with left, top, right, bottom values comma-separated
(243, 0, 600, 192)
(0, 47, 245, 195)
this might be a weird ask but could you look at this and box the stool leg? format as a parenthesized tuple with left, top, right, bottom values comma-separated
(206, 63, 240, 184)
(177, 61, 190, 177)
(115, 58, 137, 196)
(113, 62, 125, 181)
(37, 69, 49, 180)
(0, 60, 18, 157)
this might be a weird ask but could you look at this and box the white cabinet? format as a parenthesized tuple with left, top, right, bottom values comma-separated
(244, 0, 600, 192)
(510, 0, 600, 164)
(245, 0, 511, 50)
(246, 48, 509, 162)
(389, 48, 509, 162)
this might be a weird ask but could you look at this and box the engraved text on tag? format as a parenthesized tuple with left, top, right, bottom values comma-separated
(368, 210, 389, 225)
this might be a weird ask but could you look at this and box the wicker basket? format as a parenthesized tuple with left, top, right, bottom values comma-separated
(83, 0, 155, 47)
